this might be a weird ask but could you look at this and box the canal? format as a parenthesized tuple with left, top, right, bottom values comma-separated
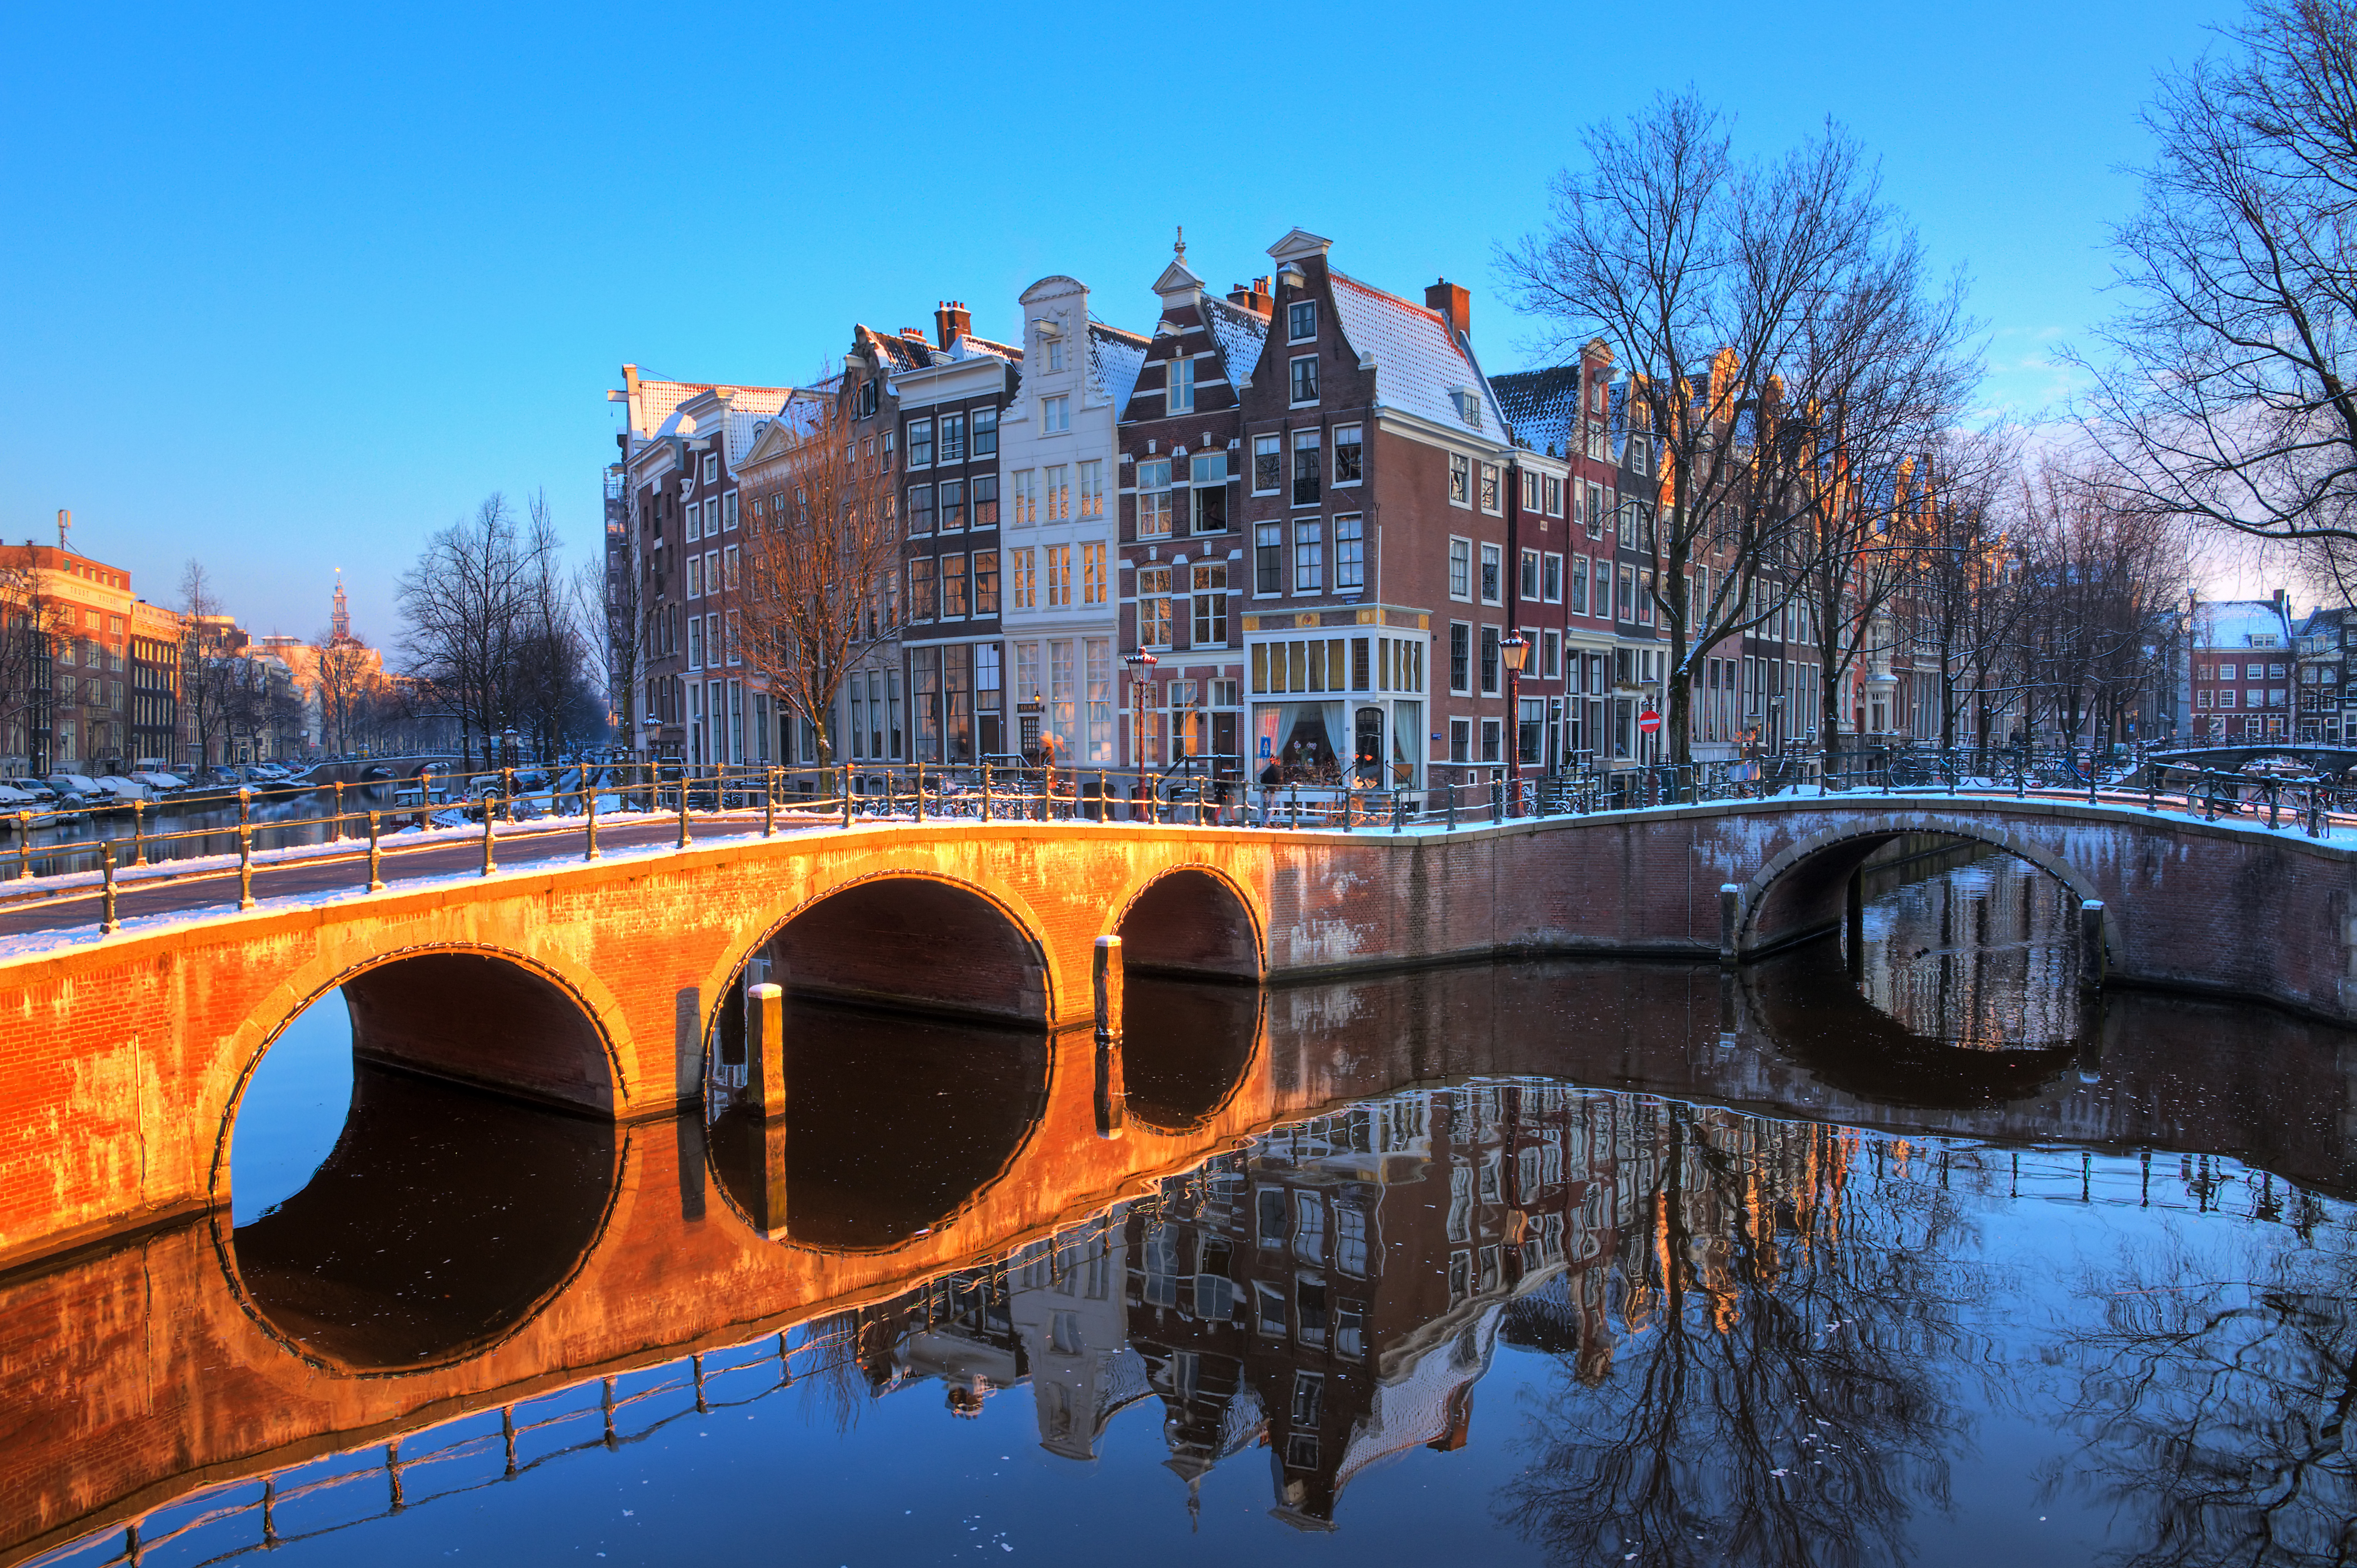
(8, 843, 2354, 1566)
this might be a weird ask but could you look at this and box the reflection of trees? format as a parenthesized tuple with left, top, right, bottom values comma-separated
(2044, 1198, 2357, 1568)
(1498, 1105, 1989, 1567)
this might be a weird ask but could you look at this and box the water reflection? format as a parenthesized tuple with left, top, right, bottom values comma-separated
(1855, 845, 2087, 1049)
(227, 1062, 617, 1371)
(17, 948, 2357, 1568)
(705, 999, 1050, 1250)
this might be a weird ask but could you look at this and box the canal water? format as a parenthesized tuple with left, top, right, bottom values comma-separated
(11, 846, 2357, 1567)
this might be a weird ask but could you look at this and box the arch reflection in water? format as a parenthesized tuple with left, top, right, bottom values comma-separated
(226, 985, 618, 1373)
(1119, 977, 1261, 1133)
(1852, 844, 2088, 1049)
(706, 998, 1050, 1250)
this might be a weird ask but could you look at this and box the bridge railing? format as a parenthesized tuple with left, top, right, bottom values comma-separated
(8, 749, 2354, 938)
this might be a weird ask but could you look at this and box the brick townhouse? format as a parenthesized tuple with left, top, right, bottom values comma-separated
(896, 303, 1023, 767)
(2294, 603, 2351, 743)
(1127, 227, 1523, 792)
(613, 366, 795, 767)
(0, 544, 184, 777)
(2189, 593, 2293, 742)
(1114, 240, 1269, 777)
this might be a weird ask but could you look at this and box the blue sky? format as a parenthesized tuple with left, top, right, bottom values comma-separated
(0, 0, 2225, 648)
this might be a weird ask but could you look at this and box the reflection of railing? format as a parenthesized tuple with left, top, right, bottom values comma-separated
(32, 1324, 860, 1568)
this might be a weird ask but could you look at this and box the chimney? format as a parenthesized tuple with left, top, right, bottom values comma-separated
(900, 327, 928, 343)
(935, 300, 971, 350)
(1227, 279, 1274, 315)
(1426, 278, 1470, 339)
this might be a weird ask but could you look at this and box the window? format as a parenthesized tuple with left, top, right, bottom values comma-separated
(973, 550, 999, 615)
(1294, 520, 1323, 592)
(1290, 355, 1319, 405)
(686, 499, 702, 543)
(971, 474, 998, 528)
(1255, 522, 1284, 594)
(908, 484, 935, 534)
(1044, 464, 1069, 522)
(723, 492, 739, 530)
(910, 557, 936, 620)
(1519, 549, 1540, 602)
(1041, 394, 1070, 433)
(1078, 460, 1104, 518)
(1332, 423, 1362, 486)
(907, 417, 933, 467)
(1011, 547, 1037, 610)
(1449, 537, 1472, 600)
(1480, 463, 1501, 513)
(942, 553, 969, 618)
(1450, 717, 1470, 762)
(1081, 542, 1107, 606)
(1450, 622, 1471, 693)
(1046, 544, 1073, 607)
(1543, 629, 1561, 679)
(1544, 553, 1563, 603)
(687, 614, 704, 669)
(1292, 429, 1321, 505)
(938, 413, 965, 464)
(1167, 356, 1196, 414)
(1253, 434, 1282, 493)
(1593, 559, 1611, 618)
(686, 554, 704, 600)
(723, 544, 739, 590)
(1480, 716, 1502, 762)
(1481, 625, 1501, 694)
(939, 478, 966, 532)
(1138, 567, 1174, 646)
(1545, 474, 1563, 516)
(1192, 564, 1228, 646)
(1289, 299, 1317, 341)
(1013, 469, 1037, 527)
(972, 406, 997, 457)
(1480, 543, 1502, 604)
(1136, 458, 1172, 537)
(1335, 514, 1364, 591)
(1449, 453, 1470, 506)
(1249, 636, 1348, 694)
(1453, 388, 1484, 428)
(702, 454, 719, 483)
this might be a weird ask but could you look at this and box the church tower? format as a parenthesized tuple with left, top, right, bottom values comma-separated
(331, 574, 351, 643)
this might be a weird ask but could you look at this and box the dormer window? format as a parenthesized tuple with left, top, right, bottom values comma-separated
(1289, 301, 1317, 342)
(1452, 388, 1483, 429)
(1048, 337, 1066, 371)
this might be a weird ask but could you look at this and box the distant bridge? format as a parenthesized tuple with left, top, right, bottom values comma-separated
(2145, 741, 2357, 774)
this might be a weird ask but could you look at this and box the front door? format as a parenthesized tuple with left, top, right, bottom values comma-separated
(1354, 707, 1384, 783)
(1213, 711, 1238, 777)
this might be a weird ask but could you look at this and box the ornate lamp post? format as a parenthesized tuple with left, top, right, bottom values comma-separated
(1500, 632, 1529, 817)
(1122, 650, 1157, 815)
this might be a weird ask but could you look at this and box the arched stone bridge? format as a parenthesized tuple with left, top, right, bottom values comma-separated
(2, 796, 2352, 1268)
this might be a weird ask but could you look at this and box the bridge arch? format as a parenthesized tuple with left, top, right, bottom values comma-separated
(721, 870, 1056, 1026)
(1736, 813, 2107, 960)
(212, 943, 628, 1199)
(1110, 864, 1265, 982)
(211, 948, 626, 1376)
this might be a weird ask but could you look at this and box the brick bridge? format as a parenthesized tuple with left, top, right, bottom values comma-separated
(3, 795, 2354, 1273)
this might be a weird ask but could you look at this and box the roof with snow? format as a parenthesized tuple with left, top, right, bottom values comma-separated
(1087, 320, 1148, 410)
(1490, 366, 1582, 457)
(2194, 598, 2292, 649)
(855, 325, 936, 375)
(1202, 292, 1270, 385)
(1328, 272, 1507, 441)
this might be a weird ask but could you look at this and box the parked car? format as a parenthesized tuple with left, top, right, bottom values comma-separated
(92, 775, 152, 802)
(129, 771, 189, 794)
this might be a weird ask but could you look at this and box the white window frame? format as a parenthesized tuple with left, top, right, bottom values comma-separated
(1288, 299, 1317, 342)
(1167, 355, 1196, 414)
(1252, 434, 1282, 495)
(1448, 537, 1472, 602)
(1448, 453, 1471, 508)
(1289, 354, 1320, 406)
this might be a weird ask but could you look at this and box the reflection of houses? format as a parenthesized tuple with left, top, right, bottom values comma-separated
(837, 1080, 1855, 1532)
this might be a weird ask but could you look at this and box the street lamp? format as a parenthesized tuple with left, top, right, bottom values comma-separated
(1122, 650, 1157, 813)
(1499, 632, 1529, 817)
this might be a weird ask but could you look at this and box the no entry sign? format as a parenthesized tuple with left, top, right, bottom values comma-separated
(1637, 708, 1662, 734)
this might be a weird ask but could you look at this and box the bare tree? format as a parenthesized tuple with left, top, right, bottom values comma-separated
(1503, 91, 1979, 766)
(1908, 431, 2035, 761)
(737, 386, 900, 768)
(2077, 0, 2357, 547)
(309, 630, 376, 755)
(588, 548, 639, 748)
(397, 493, 569, 769)
(2010, 458, 2189, 748)
(178, 561, 245, 774)
(0, 555, 67, 772)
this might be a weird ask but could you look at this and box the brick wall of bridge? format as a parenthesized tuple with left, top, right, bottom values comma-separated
(1, 800, 2352, 1268)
